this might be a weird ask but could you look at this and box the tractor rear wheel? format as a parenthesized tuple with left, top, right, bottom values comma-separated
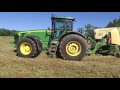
(17, 38, 37, 58)
(59, 34, 87, 61)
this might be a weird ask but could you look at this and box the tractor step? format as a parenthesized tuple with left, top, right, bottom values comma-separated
(48, 41, 58, 55)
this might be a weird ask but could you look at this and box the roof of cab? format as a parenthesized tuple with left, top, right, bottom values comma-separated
(51, 16, 75, 20)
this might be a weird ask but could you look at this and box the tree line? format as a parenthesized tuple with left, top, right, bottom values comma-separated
(77, 16, 120, 40)
(0, 28, 16, 36)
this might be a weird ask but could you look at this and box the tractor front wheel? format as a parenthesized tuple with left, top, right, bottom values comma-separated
(17, 38, 37, 58)
(59, 34, 87, 61)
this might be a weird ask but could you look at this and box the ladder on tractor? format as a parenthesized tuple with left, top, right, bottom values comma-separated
(48, 41, 58, 57)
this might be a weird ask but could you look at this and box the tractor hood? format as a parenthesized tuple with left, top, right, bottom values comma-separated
(13, 29, 52, 48)
(14, 29, 51, 35)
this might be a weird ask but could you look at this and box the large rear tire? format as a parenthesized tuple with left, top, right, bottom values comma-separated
(59, 34, 87, 61)
(17, 38, 37, 58)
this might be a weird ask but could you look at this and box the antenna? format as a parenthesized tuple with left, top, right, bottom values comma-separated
(52, 13, 54, 16)
(52, 12, 56, 17)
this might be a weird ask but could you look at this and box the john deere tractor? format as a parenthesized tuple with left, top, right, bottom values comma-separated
(12, 15, 87, 61)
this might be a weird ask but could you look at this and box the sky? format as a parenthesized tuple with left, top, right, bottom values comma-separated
(0, 12, 120, 31)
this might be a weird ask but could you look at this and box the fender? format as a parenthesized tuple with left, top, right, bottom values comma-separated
(26, 36, 42, 51)
(59, 32, 86, 42)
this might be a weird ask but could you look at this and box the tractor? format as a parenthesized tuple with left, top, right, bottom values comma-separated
(11, 15, 87, 61)
(87, 27, 120, 57)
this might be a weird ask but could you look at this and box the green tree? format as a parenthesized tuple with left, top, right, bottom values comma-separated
(77, 24, 98, 40)
(0, 28, 17, 36)
(106, 17, 120, 27)
(77, 27, 85, 35)
(10, 30, 16, 36)
(84, 24, 95, 40)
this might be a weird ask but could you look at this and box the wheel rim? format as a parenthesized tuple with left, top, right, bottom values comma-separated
(66, 41, 82, 56)
(20, 42, 32, 55)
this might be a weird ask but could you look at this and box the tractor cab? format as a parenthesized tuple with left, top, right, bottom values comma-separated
(51, 16, 75, 38)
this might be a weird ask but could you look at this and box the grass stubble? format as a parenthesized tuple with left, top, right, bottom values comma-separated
(0, 36, 120, 78)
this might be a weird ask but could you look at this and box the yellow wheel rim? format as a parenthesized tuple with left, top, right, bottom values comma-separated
(20, 42, 32, 55)
(66, 41, 82, 56)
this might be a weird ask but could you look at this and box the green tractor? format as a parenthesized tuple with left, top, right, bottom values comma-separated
(12, 15, 87, 61)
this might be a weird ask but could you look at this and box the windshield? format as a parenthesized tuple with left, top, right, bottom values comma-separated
(53, 19, 73, 38)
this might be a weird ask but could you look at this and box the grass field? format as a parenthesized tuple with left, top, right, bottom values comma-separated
(0, 36, 120, 78)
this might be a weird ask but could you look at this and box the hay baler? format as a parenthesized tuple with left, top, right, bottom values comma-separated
(87, 27, 120, 57)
